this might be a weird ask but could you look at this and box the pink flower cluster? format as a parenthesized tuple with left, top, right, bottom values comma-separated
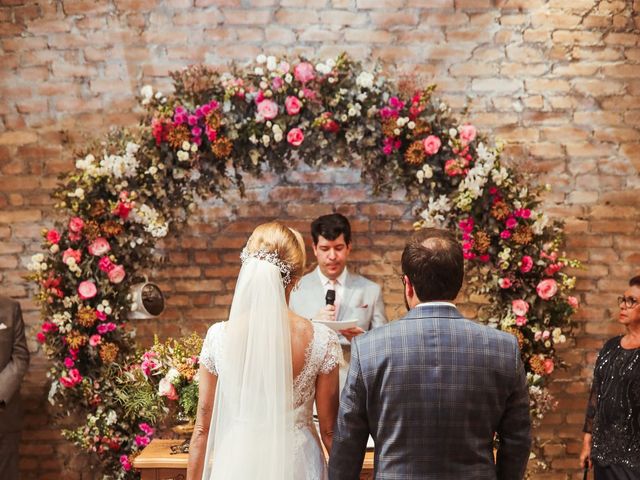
(458, 218, 489, 262)
(140, 351, 160, 378)
(60, 368, 83, 388)
(134, 422, 155, 448)
(172, 100, 221, 145)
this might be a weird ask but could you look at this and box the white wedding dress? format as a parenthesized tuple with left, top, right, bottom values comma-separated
(200, 320, 342, 480)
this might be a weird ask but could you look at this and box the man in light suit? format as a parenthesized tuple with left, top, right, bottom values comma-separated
(290, 213, 387, 388)
(0, 297, 30, 480)
(329, 228, 531, 480)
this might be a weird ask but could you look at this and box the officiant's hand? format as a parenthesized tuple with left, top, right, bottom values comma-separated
(339, 327, 365, 342)
(314, 304, 336, 322)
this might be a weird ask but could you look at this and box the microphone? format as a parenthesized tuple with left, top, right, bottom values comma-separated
(325, 289, 336, 306)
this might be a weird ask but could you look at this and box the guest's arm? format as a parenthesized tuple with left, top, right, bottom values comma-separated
(495, 340, 532, 480)
(328, 339, 369, 480)
(186, 365, 217, 480)
(316, 365, 339, 453)
(0, 300, 30, 405)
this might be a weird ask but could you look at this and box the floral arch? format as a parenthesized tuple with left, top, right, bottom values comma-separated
(29, 53, 579, 478)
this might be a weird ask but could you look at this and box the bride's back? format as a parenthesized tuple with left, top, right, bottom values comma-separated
(289, 312, 315, 381)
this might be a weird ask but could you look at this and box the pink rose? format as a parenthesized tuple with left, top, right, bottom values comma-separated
(512, 299, 529, 317)
(271, 76, 284, 90)
(46, 229, 61, 244)
(88, 238, 111, 256)
(62, 248, 82, 264)
(500, 230, 511, 240)
(108, 265, 126, 284)
(60, 368, 82, 388)
(98, 256, 115, 273)
(515, 316, 527, 327)
(37, 332, 46, 343)
(78, 280, 97, 300)
(537, 278, 558, 300)
(534, 331, 542, 341)
(287, 128, 304, 147)
(256, 99, 278, 120)
(293, 62, 315, 83)
(459, 124, 477, 145)
(498, 278, 512, 289)
(64, 357, 74, 368)
(505, 217, 518, 229)
(444, 159, 465, 176)
(543, 358, 554, 375)
(520, 255, 533, 273)
(89, 335, 102, 347)
(68, 217, 84, 233)
(158, 377, 179, 400)
(422, 135, 441, 155)
(285, 96, 302, 115)
(568, 296, 579, 309)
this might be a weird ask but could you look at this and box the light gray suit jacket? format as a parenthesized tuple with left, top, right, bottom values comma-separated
(0, 297, 30, 433)
(289, 267, 387, 345)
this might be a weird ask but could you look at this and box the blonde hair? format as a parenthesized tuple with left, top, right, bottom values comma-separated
(245, 222, 306, 282)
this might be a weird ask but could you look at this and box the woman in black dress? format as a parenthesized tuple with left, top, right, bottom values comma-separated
(580, 275, 640, 479)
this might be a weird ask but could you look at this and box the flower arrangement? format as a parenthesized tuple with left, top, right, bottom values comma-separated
(29, 53, 579, 478)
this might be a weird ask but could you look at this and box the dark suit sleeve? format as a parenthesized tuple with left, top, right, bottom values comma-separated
(495, 339, 532, 480)
(0, 301, 30, 404)
(328, 338, 369, 480)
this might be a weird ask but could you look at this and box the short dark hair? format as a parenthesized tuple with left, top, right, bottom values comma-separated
(630, 276, 640, 287)
(401, 228, 464, 302)
(311, 213, 351, 245)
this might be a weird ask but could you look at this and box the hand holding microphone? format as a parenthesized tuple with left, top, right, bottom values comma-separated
(313, 289, 337, 322)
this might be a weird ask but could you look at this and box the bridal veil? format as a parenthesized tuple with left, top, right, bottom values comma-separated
(201, 250, 294, 480)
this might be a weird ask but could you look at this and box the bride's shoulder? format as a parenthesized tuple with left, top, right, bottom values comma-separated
(311, 322, 339, 348)
(204, 321, 227, 342)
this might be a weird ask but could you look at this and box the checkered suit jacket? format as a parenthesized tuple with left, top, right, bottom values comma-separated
(328, 303, 531, 480)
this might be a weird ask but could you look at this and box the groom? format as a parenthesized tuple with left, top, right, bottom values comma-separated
(329, 228, 531, 480)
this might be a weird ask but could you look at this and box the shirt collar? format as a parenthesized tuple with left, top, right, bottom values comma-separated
(317, 266, 348, 286)
(415, 301, 457, 309)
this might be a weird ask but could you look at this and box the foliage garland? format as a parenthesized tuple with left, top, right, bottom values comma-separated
(29, 53, 579, 478)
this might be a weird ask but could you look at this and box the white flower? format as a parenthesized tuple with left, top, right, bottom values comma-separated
(140, 85, 153, 105)
(422, 164, 433, 179)
(181, 141, 190, 151)
(249, 134, 258, 144)
(166, 368, 181, 383)
(448, 128, 458, 138)
(256, 54, 266, 64)
(326, 58, 336, 68)
(50, 244, 59, 254)
(177, 150, 190, 162)
(416, 170, 425, 183)
(273, 132, 283, 142)
(316, 63, 330, 74)
(262, 134, 270, 146)
(491, 167, 509, 186)
(284, 73, 292, 83)
(348, 108, 357, 117)
(266, 56, 277, 71)
(532, 212, 549, 235)
(254, 67, 264, 76)
(106, 410, 118, 425)
(408, 121, 416, 129)
(356, 71, 374, 89)
(148, 166, 158, 175)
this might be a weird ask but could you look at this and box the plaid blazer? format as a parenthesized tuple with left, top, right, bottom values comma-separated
(328, 304, 531, 480)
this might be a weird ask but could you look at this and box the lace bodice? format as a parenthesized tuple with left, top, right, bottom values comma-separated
(200, 321, 342, 408)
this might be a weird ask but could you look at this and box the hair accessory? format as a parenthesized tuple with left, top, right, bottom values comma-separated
(240, 247, 293, 286)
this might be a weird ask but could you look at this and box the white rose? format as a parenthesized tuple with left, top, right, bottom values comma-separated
(256, 54, 266, 64)
(266, 56, 277, 71)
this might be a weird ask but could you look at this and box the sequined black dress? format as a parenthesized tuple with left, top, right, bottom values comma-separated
(584, 336, 640, 477)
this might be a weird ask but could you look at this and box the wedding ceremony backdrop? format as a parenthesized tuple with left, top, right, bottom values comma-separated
(1, 0, 639, 479)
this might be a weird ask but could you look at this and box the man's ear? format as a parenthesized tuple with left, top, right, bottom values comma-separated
(404, 275, 415, 301)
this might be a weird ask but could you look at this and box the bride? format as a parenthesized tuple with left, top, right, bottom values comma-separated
(186, 222, 342, 480)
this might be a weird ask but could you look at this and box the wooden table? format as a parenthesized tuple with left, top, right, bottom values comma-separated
(134, 439, 375, 480)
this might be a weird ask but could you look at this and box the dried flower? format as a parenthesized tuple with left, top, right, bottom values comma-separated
(512, 225, 533, 245)
(404, 141, 425, 166)
(212, 137, 233, 158)
(473, 231, 491, 254)
(66, 330, 88, 350)
(99, 342, 119, 363)
(167, 125, 191, 150)
(76, 306, 97, 328)
(101, 221, 123, 237)
(491, 201, 510, 221)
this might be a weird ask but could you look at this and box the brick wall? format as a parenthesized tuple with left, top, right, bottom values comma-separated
(1, 0, 639, 478)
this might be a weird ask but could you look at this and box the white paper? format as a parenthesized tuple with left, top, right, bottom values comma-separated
(313, 319, 358, 331)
